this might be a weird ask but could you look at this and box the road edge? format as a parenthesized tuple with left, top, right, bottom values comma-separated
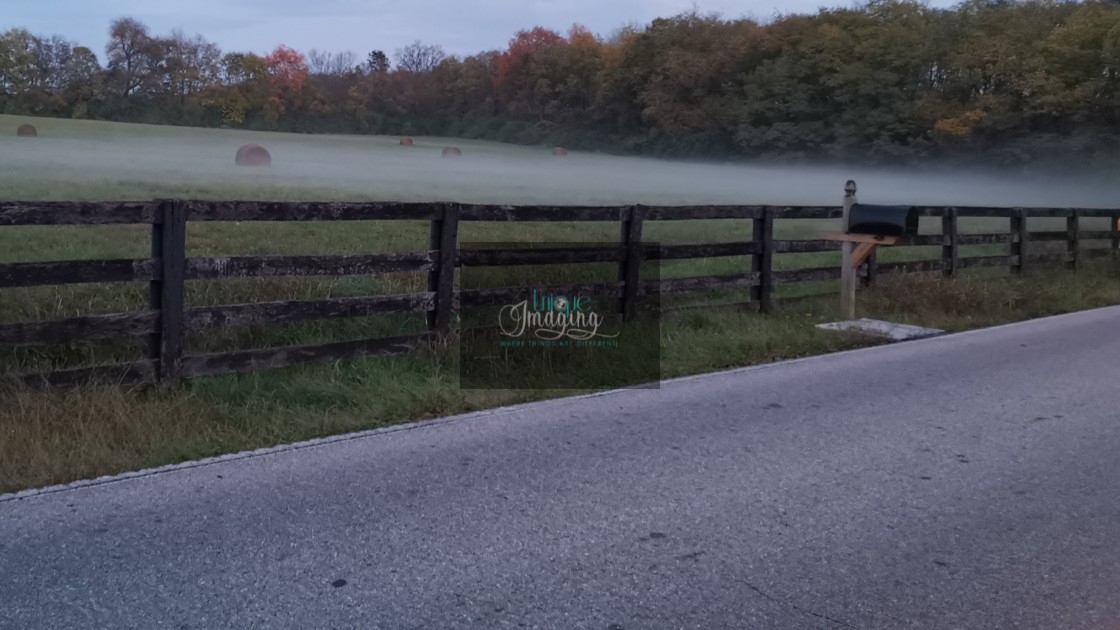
(3, 304, 1117, 504)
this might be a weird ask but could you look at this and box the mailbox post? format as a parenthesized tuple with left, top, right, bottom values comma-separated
(825, 181, 918, 320)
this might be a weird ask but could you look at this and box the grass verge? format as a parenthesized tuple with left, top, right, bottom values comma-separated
(3, 261, 1118, 494)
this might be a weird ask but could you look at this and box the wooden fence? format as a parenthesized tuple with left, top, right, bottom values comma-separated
(1, 200, 1117, 388)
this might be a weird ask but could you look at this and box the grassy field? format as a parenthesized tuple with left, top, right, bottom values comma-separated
(2, 114, 1119, 493)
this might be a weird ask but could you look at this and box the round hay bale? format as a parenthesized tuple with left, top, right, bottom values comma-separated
(235, 143, 271, 167)
(400, 137, 414, 146)
(552, 147, 568, 157)
(16, 124, 37, 137)
(442, 146, 462, 158)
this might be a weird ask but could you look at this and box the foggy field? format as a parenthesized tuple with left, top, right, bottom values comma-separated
(2, 114, 1114, 272)
(4, 114, 1120, 207)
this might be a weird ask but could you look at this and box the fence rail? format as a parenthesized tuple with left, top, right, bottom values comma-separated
(1, 200, 1118, 388)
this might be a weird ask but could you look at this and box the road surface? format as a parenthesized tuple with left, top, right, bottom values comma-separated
(3, 306, 1120, 629)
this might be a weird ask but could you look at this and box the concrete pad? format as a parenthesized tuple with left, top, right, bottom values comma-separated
(816, 317, 944, 341)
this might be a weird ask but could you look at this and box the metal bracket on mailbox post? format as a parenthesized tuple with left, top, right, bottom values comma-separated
(821, 232, 901, 269)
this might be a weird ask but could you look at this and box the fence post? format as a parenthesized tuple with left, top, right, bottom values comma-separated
(618, 206, 644, 321)
(751, 207, 774, 313)
(147, 205, 165, 368)
(840, 181, 858, 320)
(428, 203, 459, 334)
(1067, 209, 1080, 270)
(1010, 208, 1025, 274)
(942, 208, 959, 277)
(155, 199, 186, 387)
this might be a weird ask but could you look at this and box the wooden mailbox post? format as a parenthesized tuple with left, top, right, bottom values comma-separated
(823, 181, 911, 320)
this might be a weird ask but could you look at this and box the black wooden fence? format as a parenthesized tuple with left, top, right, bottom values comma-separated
(1, 201, 1117, 388)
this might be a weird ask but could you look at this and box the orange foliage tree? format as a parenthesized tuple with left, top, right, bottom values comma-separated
(263, 45, 309, 113)
(494, 27, 565, 88)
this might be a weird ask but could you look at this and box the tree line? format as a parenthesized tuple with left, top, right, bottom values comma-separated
(3, 0, 1120, 168)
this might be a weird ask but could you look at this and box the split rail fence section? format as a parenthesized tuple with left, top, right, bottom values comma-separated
(0, 201, 1117, 387)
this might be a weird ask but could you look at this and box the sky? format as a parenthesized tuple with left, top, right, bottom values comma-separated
(4, 0, 961, 61)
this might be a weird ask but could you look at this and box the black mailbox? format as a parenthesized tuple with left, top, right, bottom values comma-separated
(847, 204, 918, 237)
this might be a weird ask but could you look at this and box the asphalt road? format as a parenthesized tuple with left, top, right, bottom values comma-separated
(3, 306, 1120, 629)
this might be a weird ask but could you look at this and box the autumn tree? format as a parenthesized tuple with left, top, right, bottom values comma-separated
(263, 45, 309, 116)
(105, 18, 154, 97)
(213, 52, 270, 125)
(172, 32, 221, 97)
(494, 27, 565, 88)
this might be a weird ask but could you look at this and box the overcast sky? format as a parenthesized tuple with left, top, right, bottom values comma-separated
(6, 0, 960, 61)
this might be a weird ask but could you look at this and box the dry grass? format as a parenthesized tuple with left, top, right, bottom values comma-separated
(864, 261, 1120, 330)
(0, 384, 209, 491)
(3, 261, 1118, 494)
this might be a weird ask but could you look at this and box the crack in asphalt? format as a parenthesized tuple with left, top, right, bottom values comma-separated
(739, 579, 858, 628)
